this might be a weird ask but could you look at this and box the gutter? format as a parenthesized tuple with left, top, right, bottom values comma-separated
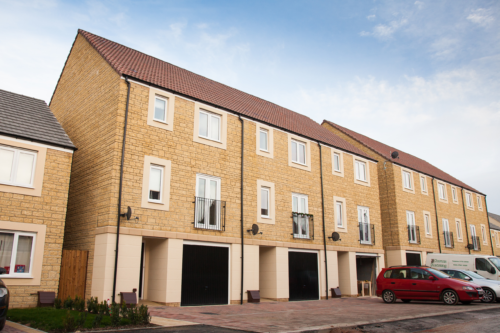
(0, 132, 77, 151)
(461, 189, 471, 255)
(112, 76, 131, 303)
(317, 142, 328, 300)
(238, 115, 244, 305)
(431, 178, 442, 253)
(485, 196, 495, 256)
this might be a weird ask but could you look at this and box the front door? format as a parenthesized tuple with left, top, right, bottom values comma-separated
(288, 251, 319, 301)
(181, 244, 229, 306)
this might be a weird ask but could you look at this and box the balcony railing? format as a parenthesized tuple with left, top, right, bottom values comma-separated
(193, 196, 226, 231)
(443, 231, 454, 248)
(292, 212, 314, 239)
(408, 225, 421, 244)
(471, 236, 481, 251)
(359, 223, 375, 245)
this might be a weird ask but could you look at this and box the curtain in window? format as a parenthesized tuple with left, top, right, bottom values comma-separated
(0, 233, 14, 272)
(154, 97, 166, 121)
(17, 153, 35, 185)
(0, 149, 14, 182)
(336, 202, 342, 227)
(149, 167, 162, 200)
(15, 236, 33, 273)
(260, 131, 268, 150)
(261, 188, 269, 216)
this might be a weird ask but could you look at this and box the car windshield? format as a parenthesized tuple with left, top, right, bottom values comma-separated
(489, 257, 500, 271)
(427, 267, 450, 278)
(465, 271, 486, 279)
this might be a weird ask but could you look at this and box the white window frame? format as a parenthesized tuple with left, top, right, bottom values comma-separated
(477, 195, 483, 210)
(292, 193, 309, 238)
(438, 183, 446, 200)
(470, 225, 478, 250)
(358, 206, 371, 244)
(443, 218, 451, 247)
(481, 225, 487, 245)
(424, 213, 432, 236)
(195, 174, 222, 229)
(466, 192, 473, 208)
(198, 109, 222, 142)
(355, 160, 367, 182)
(455, 219, 462, 240)
(333, 153, 341, 172)
(148, 164, 164, 203)
(335, 200, 344, 228)
(260, 186, 270, 218)
(291, 139, 307, 166)
(420, 175, 427, 193)
(403, 171, 412, 190)
(0, 144, 37, 188)
(153, 96, 168, 123)
(406, 211, 417, 244)
(0, 230, 36, 278)
(259, 129, 269, 152)
(451, 186, 458, 203)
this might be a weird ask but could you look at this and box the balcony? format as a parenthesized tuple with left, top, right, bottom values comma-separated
(193, 196, 226, 231)
(443, 231, 454, 248)
(408, 225, 421, 244)
(292, 212, 314, 239)
(471, 236, 481, 251)
(359, 223, 375, 245)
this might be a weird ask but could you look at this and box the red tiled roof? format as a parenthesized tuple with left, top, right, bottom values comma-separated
(76, 29, 374, 160)
(323, 120, 481, 194)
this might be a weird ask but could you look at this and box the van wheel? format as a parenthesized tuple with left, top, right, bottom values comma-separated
(442, 290, 459, 305)
(382, 290, 396, 303)
(481, 288, 496, 303)
(401, 299, 411, 303)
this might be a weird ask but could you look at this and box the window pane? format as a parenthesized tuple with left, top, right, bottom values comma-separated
(197, 178, 206, 198)
(0, 149, 14, 182)
(0, 233, 14, 274)
(149, 167, 162, 200)
(300, 198, 306, 213)
(199, 112, 208, 137)
(410, 268, 432, 280)
(359, 162, 366, 181)
(154, 98, 166, 121)
(210, 115, 220, 141)
(292, 196, 298, 212)
(336, 202, 342, 226)
(299, 143, 306, 164)
(209, 180, 217, 200)
(261, 188, 269, 216)
(15, 235, 33, 273)
(334, 154, 340, 171)
(260, 131, 268, 151)
(291, 141, 297, 162)
(17, 153, 35, 185)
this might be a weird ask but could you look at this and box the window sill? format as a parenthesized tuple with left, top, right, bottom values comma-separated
(259, 149, 270, 153)
(1, 275, 33, 279)
(355, 178, 368, 183)
(148, 200, 164, 205)
(260, 216, 271, 219)
(0, 182, 34, 189)
(153, 119, 168, 125)
(198, 135, 222, 144)
(291, 161, 308, 167)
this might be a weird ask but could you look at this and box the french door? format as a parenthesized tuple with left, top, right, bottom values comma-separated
(195, 174, 221, 229)
(442, 219, 451, 246)
(470, 225, 478, 250)
(358, 206, 371, 244)
(407, 211, 417, 244)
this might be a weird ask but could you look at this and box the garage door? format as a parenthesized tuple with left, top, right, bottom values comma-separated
(288, 251, 319, 301)
(181, 244, 229, 306)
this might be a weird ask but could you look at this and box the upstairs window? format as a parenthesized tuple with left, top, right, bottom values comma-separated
(154, 96, 168, 123)
(261, 187, 270, 218)
(420, 176, 427, 193)
(477, 195, 482, 210)
(336, 201, 344, 228)
(456, 220, 462, 240)
(424, 214, 431, 236)
(148, 165, 164, 202)
(403, 171, 412, 190)
(259, 129, 269, 152)
(355, 160, 367, 182)
(466, 192, 473, 208)
(452, 187, 457, 202)
(199, 110, 221, 142)
(0, 145, 37, 187)
(438, 183, 446, 200)
(333, 153, 341, 172)
(291, 140, 306, 165)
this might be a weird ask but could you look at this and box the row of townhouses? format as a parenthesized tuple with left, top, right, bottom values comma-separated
(0, 29, 494, 308)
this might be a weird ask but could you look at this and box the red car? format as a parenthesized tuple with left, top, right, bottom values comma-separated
(376, 266, 483, 305)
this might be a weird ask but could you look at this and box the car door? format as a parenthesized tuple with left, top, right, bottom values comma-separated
(409, 268, 440, 300)
(389, 268, 412, 298)
(475, 258, 497, 280)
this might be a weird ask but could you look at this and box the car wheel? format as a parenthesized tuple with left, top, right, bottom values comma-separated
(401, 299, 411, 303)
(461, 301, 472, 305)
(481, 288, 496, 303)
(382, 290, 396, 303)
(442, 290, 459, 305)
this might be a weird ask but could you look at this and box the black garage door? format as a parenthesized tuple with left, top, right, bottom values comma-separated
(406, 252, 421, 266)
(288, 251, 319, 301)
(181, 244, 229, 306)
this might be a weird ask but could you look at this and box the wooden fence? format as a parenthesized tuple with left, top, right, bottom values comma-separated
(58, 249, 88, 300)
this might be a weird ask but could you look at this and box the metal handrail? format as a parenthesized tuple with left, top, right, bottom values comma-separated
(443, 231, 454, 248)
(193, 196, 226, 231)
(359, 222, 375, 245)
(472, 236, 481, 251)
(292, 212, 314, 239)
(408, 225, 421, 244)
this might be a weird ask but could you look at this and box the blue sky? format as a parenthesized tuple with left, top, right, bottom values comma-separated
(1, 0, 499, 212)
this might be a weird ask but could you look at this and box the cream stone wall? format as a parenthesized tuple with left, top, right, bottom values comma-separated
(259, 246, 289, 300)
(338, 251, 357, 296)
(0, 142, 73, 308)
(230, 244, 259, 303)
(319, 250, 339, 299)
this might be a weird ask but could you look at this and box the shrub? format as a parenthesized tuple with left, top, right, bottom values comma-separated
(98, 301, 109, 316)
(54, 298, 62, 309)
(92, 313, 103, 328)
(138, 305, 151, 324)
(62, 310, 76, 332)
(63, 296, 73, 310)
(73, 296, 85, 312)
(110, 302, 120, 327)
(76, 311, 88, 328)
(87, 296, 99, 314)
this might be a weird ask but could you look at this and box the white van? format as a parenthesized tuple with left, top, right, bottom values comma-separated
(426, 253, 500, 281)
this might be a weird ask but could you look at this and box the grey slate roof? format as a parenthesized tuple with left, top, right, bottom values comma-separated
(489, 213, 500, 231)
(0, 89, 75, 150)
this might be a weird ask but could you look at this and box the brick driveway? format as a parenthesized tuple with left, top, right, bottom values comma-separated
(149, 298, 500, 332)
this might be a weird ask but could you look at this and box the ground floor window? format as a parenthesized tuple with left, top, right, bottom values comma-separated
(0, 230, 36, 277)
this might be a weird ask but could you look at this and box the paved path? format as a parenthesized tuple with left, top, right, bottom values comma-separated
(148, 297, 500, 332)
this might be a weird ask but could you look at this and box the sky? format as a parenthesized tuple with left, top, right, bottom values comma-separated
(1, 0, 499, 212)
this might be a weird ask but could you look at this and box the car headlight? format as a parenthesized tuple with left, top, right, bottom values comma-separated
(462, 286, 475, 291)
(0, 287, 7, 297)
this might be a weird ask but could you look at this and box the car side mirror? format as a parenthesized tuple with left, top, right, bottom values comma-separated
(465, 276, 472, 280)
(429, 276, 436, 281)
(0, 267, 6, 275)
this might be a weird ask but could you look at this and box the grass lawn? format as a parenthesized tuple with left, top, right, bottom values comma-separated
(7, 307, 131, 332)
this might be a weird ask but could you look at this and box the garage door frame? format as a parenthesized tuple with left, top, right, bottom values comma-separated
(182, 240, 231, 305)
(288, 248, 320, 301)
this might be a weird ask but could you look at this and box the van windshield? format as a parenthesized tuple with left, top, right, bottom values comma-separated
(427, 267, 450, 278)
(489, 257, 500, 271)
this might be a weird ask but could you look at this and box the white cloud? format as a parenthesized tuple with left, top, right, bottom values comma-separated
(414, 1, 425, 10)
(367, 14, 376, 21)
(467, 8, 495, 27)
(360, 19, 408, 38)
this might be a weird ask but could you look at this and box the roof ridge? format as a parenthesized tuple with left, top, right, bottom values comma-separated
(78, 29, 316, 122)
